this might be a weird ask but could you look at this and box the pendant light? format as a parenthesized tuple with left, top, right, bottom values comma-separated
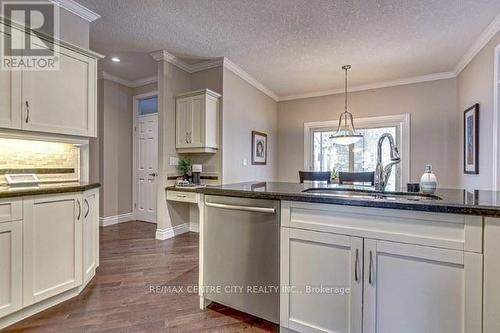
(330, 65, 363, 145)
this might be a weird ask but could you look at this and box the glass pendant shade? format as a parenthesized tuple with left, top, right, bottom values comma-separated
(330, 111, 363, 145)
(330, 64, 363, 145)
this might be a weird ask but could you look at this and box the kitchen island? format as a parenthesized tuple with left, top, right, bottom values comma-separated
(167, 182, 500, 333)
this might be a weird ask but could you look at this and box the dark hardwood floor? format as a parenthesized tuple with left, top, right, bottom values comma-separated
(4, 221, 279, 332)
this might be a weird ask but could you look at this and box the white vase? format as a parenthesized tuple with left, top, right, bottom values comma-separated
(420, 165, 438, 194)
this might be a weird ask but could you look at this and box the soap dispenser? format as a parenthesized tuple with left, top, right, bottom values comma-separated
(420, 164, 438, 194)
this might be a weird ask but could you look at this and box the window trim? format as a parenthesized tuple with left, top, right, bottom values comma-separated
(304, 114, 411, 188)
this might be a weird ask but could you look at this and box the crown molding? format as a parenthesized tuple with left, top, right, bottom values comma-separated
(222, 58, 279, 101)
(150, 50, 192, 72)
(150, 50, 279, 101)
(278, 71, 456, 101)
(49, 0, 100, 22)
(100, 72, 157, 88)
(454, 12, 500, 75)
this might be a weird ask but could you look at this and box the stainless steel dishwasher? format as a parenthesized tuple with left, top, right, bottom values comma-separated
(204, 195, 280, 324)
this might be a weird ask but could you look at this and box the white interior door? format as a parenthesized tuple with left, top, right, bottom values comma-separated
(134, 113, 158, 223)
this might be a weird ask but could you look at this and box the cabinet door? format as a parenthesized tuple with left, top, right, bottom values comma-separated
(23, 194, 83, 306)
(176, 98, 191, 148)
(21, 41, 97, 137)
(363, 239, 482, 333)
(0, 27, 22, 129)
(189, 95, 204, 147)
(0, 220, 22, 318)
(281, 228, 363, 333)
(82, 189, 99, 285)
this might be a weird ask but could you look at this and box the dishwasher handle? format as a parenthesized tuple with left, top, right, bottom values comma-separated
(205, 202, 276, 214)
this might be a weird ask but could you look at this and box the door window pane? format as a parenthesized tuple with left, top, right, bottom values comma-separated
(138, 96, 158, 115)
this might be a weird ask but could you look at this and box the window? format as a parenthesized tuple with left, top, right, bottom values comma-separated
(305, 115, 410, 190)
(138, 96, 158, 115)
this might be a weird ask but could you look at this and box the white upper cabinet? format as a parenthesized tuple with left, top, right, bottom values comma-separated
(0, 27, 21, 129)
(0, 22, 99, 137)
(21, 41, 97, 137)
(175, 89, 220, 153)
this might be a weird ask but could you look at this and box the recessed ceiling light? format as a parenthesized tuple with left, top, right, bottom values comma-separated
(111, 57, 121, 63)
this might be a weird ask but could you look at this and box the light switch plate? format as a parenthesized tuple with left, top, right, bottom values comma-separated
(170, 157, 179, 166)
(242, 159, 248, 166)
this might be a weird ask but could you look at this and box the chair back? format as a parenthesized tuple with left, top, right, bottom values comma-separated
(299, 171, 331, 184)
(338, 171, 375, 186)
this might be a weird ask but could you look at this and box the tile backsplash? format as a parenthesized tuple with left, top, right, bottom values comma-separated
(0, 138, 80, 184)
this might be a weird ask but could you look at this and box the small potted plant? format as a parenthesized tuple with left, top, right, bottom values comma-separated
(178, 158, 192, 181)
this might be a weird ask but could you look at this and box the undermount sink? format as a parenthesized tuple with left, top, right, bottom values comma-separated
(302, 188, 442, 202)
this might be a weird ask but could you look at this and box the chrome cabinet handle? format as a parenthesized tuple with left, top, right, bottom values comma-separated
(25, 101, 29, 123)
(77, 199, 81, 220)
(177, 194, 187, 198)
(205, 202, 276, 214)
(84, 198, 90, 218)
(185, 133, 188, 143)
(354, 248, 359, 282)
(148, 172, 158, 177)
(368, 250, 374, 285)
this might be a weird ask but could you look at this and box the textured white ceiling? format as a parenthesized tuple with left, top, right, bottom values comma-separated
(77, 0, 500, 97)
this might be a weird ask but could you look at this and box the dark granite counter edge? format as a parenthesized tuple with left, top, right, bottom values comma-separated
(0, 183, 101, 199)
(166, 186, 500, 217)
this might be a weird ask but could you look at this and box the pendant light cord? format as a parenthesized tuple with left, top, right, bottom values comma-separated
(344, 66, 348, 113)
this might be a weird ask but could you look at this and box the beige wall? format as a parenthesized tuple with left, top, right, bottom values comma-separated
(457, 31, 500, 190)
(277, 79, 459, 188)
(95, 79, 133, 218)
(133, 82, 158, 96)
(58, 7, 90, 49)
(1, 1, 91, 49)
(222, 68, 279, 183)
(156, 61, 191, 230)
(189, 67, 223, 175)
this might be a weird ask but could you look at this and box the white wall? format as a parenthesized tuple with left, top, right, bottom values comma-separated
(277, 79, 459, 188)
(222, 68, 279, 183)
(457, 30, 500, 190)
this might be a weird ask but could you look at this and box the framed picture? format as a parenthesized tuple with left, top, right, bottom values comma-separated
(464, 104, 479, 174)
(251, 131, 267, 165)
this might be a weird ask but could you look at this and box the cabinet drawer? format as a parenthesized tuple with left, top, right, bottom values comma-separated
(167, 190, 198, 203)
(281, 201, 482, 252)
(0, 198, 22, 223)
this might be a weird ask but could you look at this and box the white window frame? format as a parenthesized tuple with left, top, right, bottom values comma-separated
(304, 114, 411, 187)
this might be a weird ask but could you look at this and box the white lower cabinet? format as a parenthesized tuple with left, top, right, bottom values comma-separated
(281, 228, 362, 333)
(363, 239, 482, 333)
(82, 189, 99, 285)
(22, 194, 83, 306)
(0, 220, 22, 318)
(281, 229, 483, 333)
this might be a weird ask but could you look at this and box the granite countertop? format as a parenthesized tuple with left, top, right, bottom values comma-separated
(167, 181, 500, 217)
(0, 182, 100, 199)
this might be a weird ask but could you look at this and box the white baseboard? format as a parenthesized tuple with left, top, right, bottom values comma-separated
(0, 287, 80, 330)
(155, 223, 190, 240)
(99, 212, 134, 227)
(189, 222, 199, 233)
